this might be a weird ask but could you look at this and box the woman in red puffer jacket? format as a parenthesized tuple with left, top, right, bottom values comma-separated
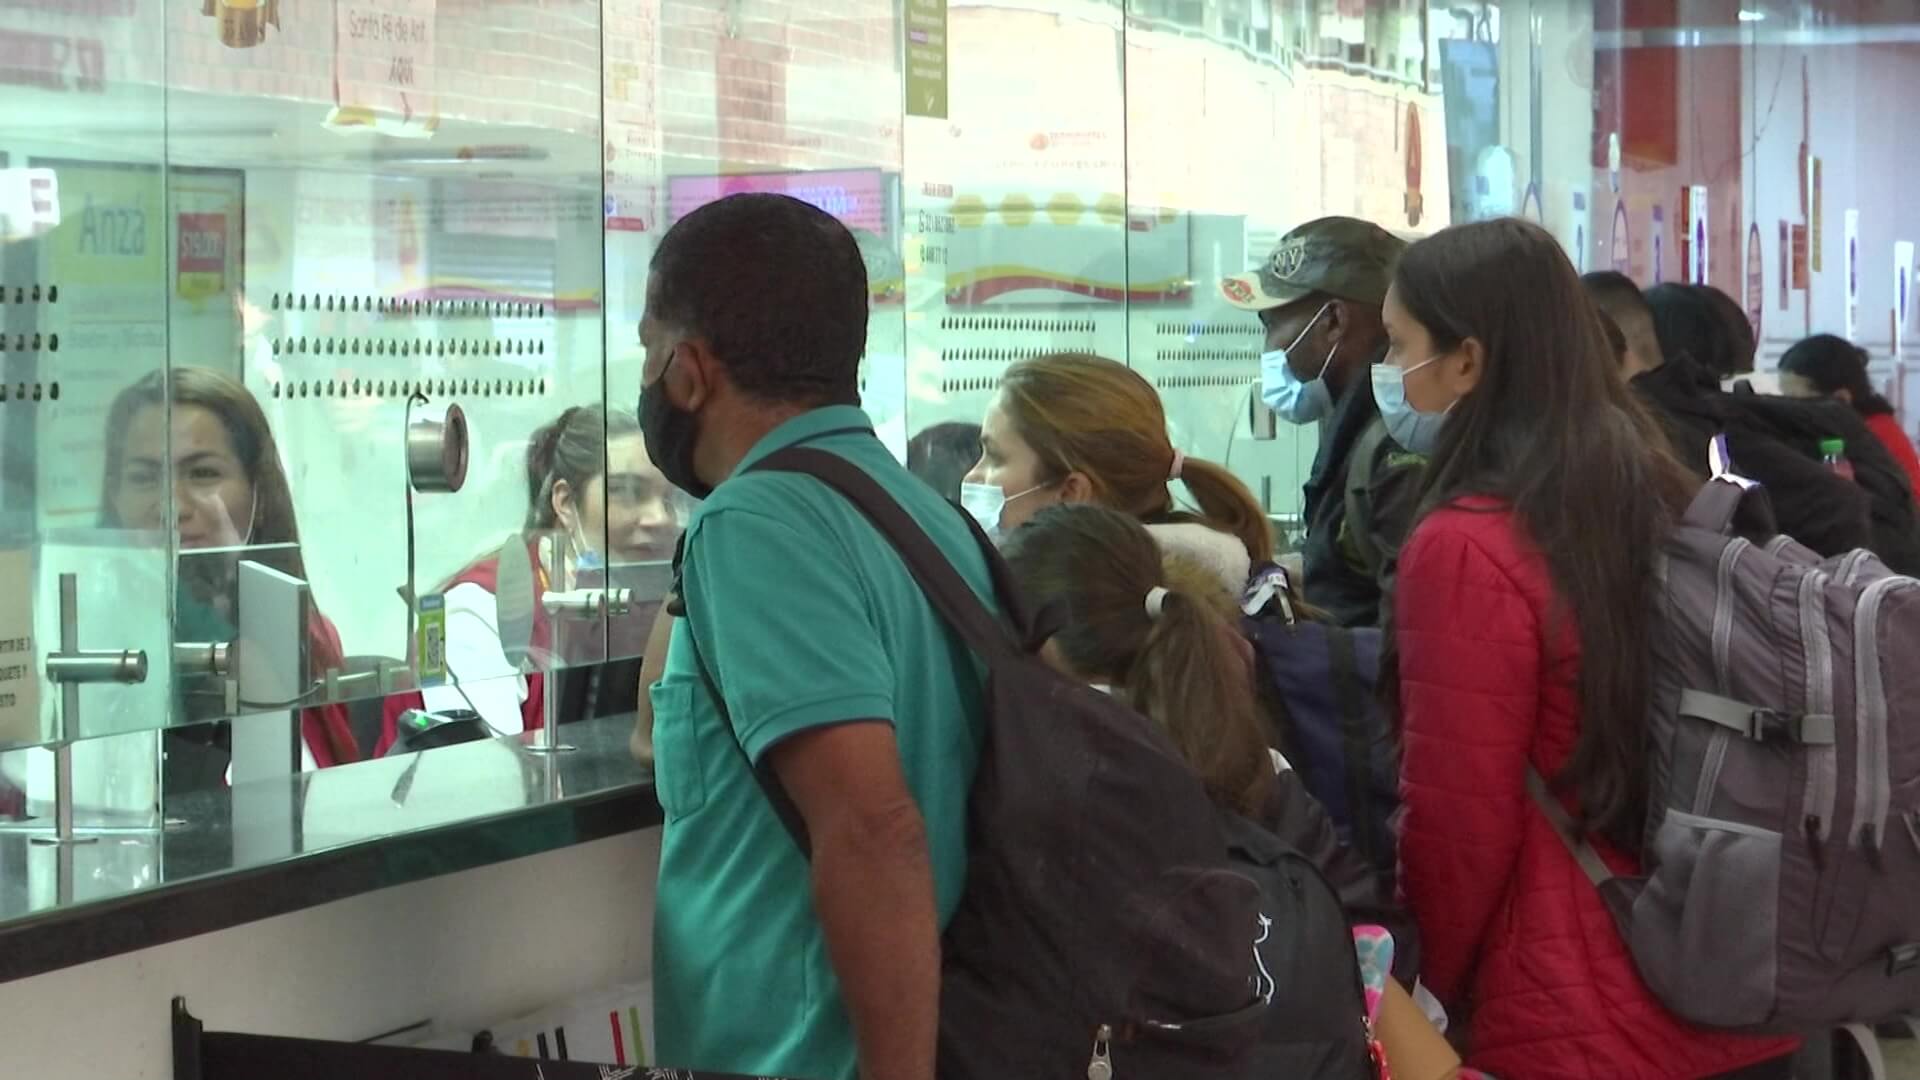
(1377, 219, 1801, 1080)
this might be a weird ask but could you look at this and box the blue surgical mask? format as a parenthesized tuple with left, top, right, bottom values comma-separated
(564, 516, 606, 572)
(960, 481, 1049, 544)
(1371, 356, 1453, 456)
(1259, 302, 1337, 424)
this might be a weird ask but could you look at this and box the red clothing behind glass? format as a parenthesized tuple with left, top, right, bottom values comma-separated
(1864, 411, 1920, 497)
(302, 612, 359, 767)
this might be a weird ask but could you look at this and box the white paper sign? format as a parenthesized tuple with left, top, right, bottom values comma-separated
(1845, 209, 1860, 342)
(334, 0, 436, 123)
(0, 167, 59, 242)
(604, 0, 664, 234)
(0, 549, 40, 746)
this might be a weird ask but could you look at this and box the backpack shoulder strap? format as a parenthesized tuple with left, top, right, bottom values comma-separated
(1326, 627, 1380, 865)
(682, 619, 814, 857)
(754, 446, 1023, 659)
(1524, 767, 1631, 921)
(677, 445, 1020, 860)
(1344, 421, 1393, 576)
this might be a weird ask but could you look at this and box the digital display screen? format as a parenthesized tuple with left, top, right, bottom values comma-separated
(668, 169, 890, 237)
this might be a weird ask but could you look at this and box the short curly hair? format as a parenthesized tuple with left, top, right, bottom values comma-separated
(647, 193, 868, 407)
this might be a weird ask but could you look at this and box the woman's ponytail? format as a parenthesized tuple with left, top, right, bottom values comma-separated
(522, 405, 641, 531)
(1176, 457, 1275, 566)
(524, 406, 578, 515)
(1128, 558, 1274, 819)
(1001, 504, 1276, 820)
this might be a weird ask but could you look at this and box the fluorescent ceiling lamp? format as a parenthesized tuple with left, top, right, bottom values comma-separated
(1737, 9, 1766, 21)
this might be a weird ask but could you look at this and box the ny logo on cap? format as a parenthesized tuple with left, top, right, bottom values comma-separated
(1268, 243, 1307, 279)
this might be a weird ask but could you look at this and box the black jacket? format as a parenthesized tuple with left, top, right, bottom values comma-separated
(1257, 763, 1419, 985)
(1724, 389, 1920, 574)
(1632, 361, 1874, 558)
(1301, 354, 1426, 628)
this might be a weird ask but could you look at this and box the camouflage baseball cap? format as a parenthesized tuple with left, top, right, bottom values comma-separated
(1220, 216, 1407, 312)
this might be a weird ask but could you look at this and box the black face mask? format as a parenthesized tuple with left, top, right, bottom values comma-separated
(639, 352, 713, 501)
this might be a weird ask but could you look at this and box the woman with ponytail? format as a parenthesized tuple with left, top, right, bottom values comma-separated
(1002, 504, 1272, 814)
(377, 405, 678, 750)
(972, 349, 1424, 870)
(964, 352, 1290, 607)
(1002, 504, 1471, 1080)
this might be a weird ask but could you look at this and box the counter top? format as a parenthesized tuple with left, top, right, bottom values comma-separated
(0, 713, 660, 984)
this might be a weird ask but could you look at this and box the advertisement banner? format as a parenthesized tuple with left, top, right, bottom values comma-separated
(333, 0, 436, 125)
(905, 0, 949, 119)
(1652, 205, 1665, 285)
(1684, 185, 1709, 285)
(604, 0, 662, 234)
(1845, 208, 1860, 341)
(669, 170, 890, 237)
(46, 162, 165, 304)
(0, 549, 38, 747)
(1778, 220, 1790, 309)
(1811, 158, 1824, 272)
(1895, 240, 1913, 357)
(943, 195, 1189, 306)
(176, 212, 228, 299)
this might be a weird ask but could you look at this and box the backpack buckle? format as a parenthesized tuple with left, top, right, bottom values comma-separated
(1889, 944, 1920, 977)
(1748, 708, 1793, 742)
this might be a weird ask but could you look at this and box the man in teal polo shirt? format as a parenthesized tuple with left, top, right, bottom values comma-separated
(635, 193, 993, 1080)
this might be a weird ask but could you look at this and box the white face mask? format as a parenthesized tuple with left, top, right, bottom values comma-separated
(1259, 301, 1337, 425)
(960, 481, 1049, 543)
(1370, 355, 1453, 456)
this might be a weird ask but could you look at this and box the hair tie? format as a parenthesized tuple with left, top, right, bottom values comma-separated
(1168, 450, 1185, 481)
(1145, 586, 1170, 621)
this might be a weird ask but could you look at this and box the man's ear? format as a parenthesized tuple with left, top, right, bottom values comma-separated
(670, 340, 721, 411)
(1322, 298, 1350, 345)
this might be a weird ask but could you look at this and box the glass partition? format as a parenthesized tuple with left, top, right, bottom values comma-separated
(0, 0, 173, 760)
(900, 1, 1130, 474)
(1, 0, 1915, 927)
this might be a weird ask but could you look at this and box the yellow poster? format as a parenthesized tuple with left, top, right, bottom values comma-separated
(47, 164, 166, 320)
(0, 549, 40, 748)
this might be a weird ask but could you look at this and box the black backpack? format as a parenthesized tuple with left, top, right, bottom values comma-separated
(683, 446, 1375, 1080)
(1723, 388, 1920, 573)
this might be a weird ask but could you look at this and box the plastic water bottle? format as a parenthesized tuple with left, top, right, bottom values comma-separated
(1822, 438, 1856, 483)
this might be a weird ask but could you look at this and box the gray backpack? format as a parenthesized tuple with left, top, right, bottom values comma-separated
(1529, 463, 1920, 1036)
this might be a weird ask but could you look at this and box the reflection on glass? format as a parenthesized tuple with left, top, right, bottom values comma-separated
(906, 421, 981, 504)
(99, 368, 357, 770)
(0, 0, 1910, 930)
(531, 405, 676, 576)
(376, 404, 675, 751)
